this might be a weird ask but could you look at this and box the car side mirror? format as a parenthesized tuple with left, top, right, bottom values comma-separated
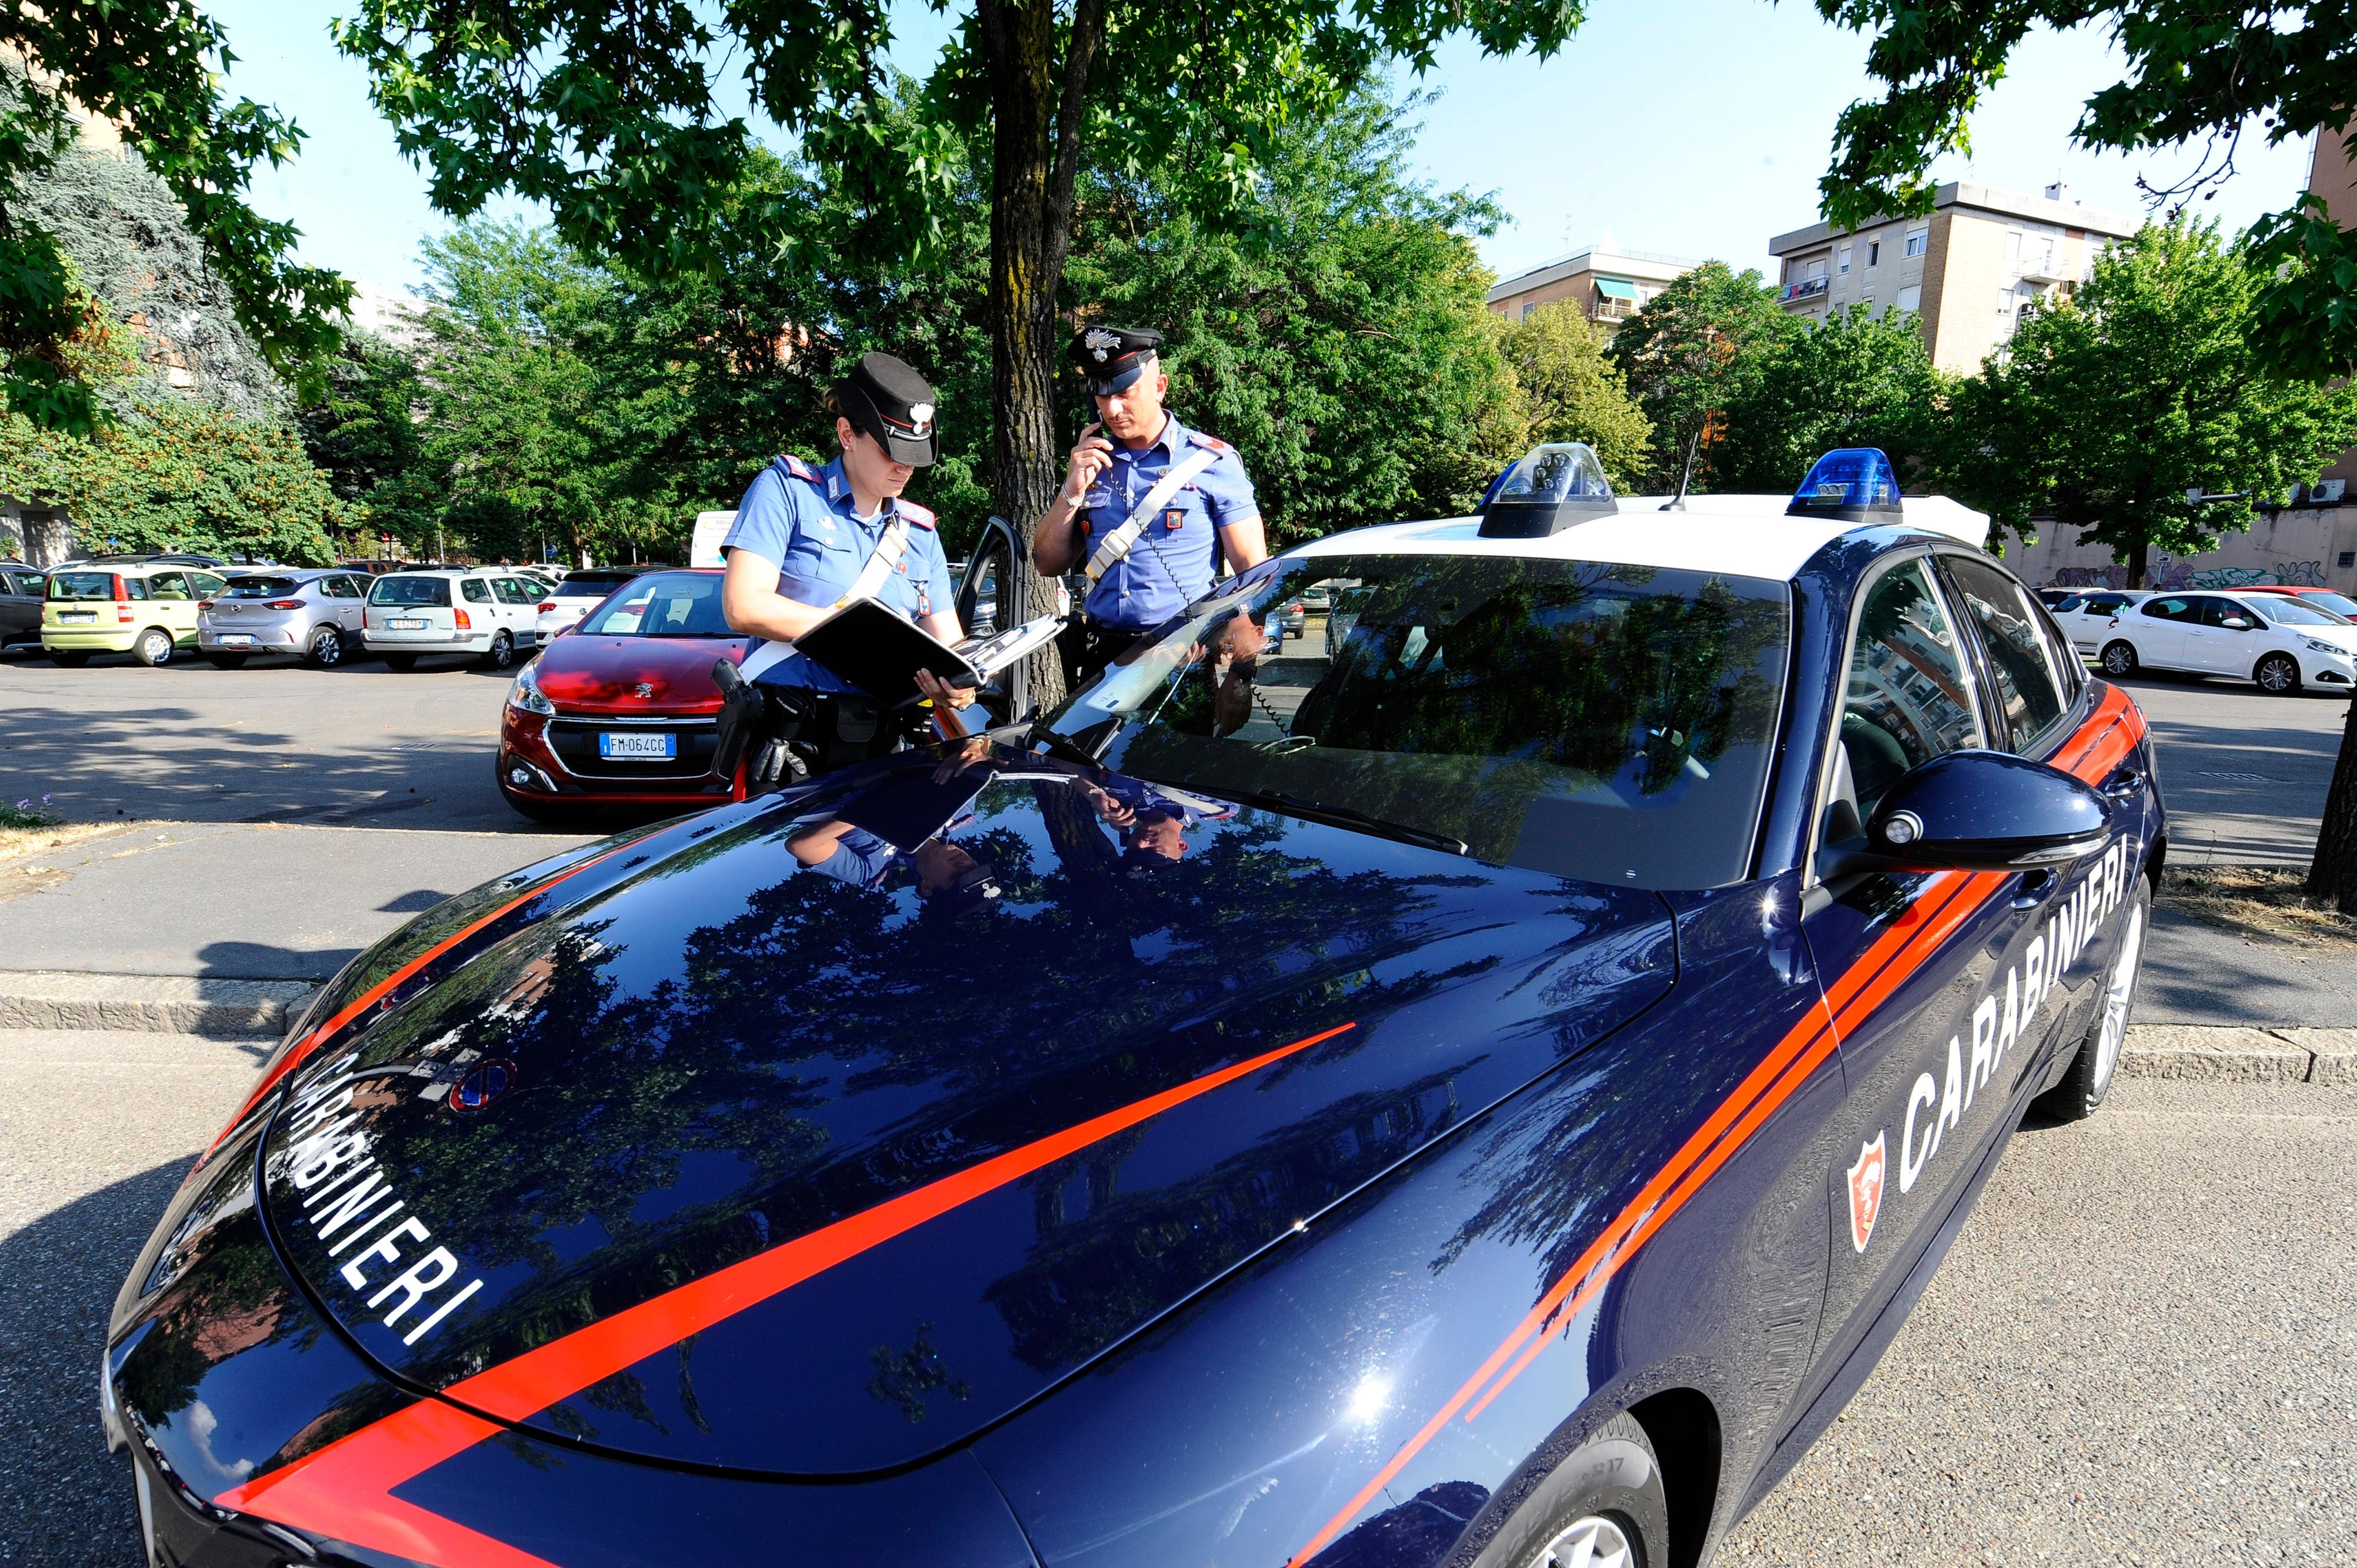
(2220, 616, 2251, 629)
(1819, 750, 2112, 879)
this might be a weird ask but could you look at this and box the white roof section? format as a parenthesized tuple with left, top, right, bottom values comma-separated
(1290, 494, 1991, 583)
(1768, 180, 2139, 255)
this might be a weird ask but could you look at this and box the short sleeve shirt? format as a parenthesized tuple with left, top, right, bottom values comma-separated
(1075, 415, 1260, 632)
(722, 453, 955, 691)
(801, 826, 900, 889)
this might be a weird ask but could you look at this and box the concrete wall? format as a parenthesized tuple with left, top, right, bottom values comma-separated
(2001, 506, 2357, 593)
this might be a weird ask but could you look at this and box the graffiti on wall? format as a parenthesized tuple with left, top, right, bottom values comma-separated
(2047, 559, 2327, 590)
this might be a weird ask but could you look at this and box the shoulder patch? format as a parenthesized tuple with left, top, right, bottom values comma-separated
(1185, 431, 1233, 454)
(895, 499, 937, 530)
(777, 453, 823, 483)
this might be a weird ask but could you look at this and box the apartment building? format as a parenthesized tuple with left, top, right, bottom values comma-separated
(1767, 182, 2140, 374)
(1485, 245, 1700, 339)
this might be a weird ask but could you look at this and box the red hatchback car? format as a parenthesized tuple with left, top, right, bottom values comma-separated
(497, 568, 750, 820)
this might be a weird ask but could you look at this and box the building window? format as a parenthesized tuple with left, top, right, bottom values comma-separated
(1904, 229, 1929, 258)
(1867, 240, 1880, 267)
(1522, 301, 1536, 321)
(2005, 229, 2023, 259)
(1837, 244, 1852, 275)
(2341, 552, 2355, 568)
(1895, 285, 1922, 313)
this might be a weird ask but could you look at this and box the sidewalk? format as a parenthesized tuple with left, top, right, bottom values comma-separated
(0, 820, 596, 981)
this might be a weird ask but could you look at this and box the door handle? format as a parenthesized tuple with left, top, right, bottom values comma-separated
(2011, 868, 2059, 910)
(2100, 768, 2145, 800)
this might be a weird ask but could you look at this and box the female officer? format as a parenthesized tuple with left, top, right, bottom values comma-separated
(717, 352, 975, 785)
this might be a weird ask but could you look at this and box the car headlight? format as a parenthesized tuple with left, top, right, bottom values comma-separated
(2305, 639, 2351, 659)
(508, 661, 556, 715)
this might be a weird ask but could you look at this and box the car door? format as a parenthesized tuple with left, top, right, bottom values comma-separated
(2196, 595, 2268, 676)
(146, 570, 200, 641)
(325, 575, 365, 630)
(0, 572, 36, 642)
(2128, 593, 2200, 669)
(953, 515, 1030, 719)
(1797, 553, 2056, 1391)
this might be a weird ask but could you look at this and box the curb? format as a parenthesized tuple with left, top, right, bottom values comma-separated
(2120, 1023, 2357, 1085)
(0, 970, 316, 1039)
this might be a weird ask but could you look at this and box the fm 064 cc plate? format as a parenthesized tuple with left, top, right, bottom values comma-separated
(599, 732, 676, 760)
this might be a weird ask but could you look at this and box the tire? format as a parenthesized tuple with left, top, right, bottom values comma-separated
(2099, 640, 2138, 677)
(306, 624, 346, 668)
(2039, 876, 2150, 1121)
(135, 626, 175, 666)
(206, 652, 249, 670)
(480, 630, 516, 671)
(2254, 651, 2301, 695)
(48, 649, 91, 668)
(1470, 1411, 1668, 1568)
(382, 653, 418, 672)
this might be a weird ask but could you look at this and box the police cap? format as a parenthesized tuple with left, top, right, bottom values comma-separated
(834, 351, 939, 467)
(1069, 325, 1164, 397)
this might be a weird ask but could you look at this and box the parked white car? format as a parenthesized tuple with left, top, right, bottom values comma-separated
(2049, 589, 2151, 656)
(533, 567, 644, 643)
(363, 567, 543, 671)
(2084, 587, 2357, 694)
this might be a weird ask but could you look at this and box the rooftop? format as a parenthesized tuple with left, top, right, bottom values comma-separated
(1486, 245, 1704, 305)
(1768, 181, 2143, 256)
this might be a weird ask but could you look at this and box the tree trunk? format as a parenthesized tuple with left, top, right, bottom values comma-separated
(976, 0, 1103, 719)
(2308, 695, 2357, 912)
(2125, 537, 2149, 589)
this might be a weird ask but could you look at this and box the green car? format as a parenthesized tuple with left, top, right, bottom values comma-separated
(42, 562, 231, 666)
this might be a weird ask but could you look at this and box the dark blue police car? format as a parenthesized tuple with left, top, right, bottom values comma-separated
(103, 446, 2158, 1568)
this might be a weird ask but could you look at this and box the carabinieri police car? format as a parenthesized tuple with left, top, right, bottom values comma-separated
(103, 445, 2159, 1568)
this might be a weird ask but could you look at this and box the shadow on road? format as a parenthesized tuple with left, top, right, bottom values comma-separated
(0, 1157, 190, 1568)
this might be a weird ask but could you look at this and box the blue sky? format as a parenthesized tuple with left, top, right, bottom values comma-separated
(204, 0, 2316, 293)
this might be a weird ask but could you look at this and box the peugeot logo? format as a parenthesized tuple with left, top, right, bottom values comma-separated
(633, 682, 655, 699)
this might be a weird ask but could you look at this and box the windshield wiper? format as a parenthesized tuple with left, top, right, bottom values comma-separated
(1199, 787, 1468, 856)
(1021, 719, 1115, 769)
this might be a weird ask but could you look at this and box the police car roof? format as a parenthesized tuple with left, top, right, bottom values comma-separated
(1293, 493, 1990, 583)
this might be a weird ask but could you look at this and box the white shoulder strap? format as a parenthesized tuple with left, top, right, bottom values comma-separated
(840, 516, 912, 606)
(1084, 449, 1223, 585)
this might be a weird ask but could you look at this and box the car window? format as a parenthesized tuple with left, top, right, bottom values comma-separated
(2246, 594, 2343, 626)
(2086, 593, 2128, 615)
(2140, 596, 2196, 622)
(370, 576, 453, 608)
(461, 578, 492, 604)
(123, 574, 151, 601)
(577, 572, 732, 637)
(1942, 557, 2068, 749)
(147, 572, 192, 601)
(221, 576, 303, 599)
(2197, 597, 2247, 627)
(2303, 591, 2357, 619)
(1039, 553, 1792, 889)
(492, 577, 532, 605)
(557, 576, 623, 598)
(1838, 557, 1982, 822)
(51, 571, 114, 600)
(189, 572, 228, 596)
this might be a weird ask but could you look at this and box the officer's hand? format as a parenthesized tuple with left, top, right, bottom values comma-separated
(914, 668, 975, 709)
(1061, 422, 1114, 503)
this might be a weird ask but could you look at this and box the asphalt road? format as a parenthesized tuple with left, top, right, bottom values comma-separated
(2107, 670, 2349, 867)
(2, 1038, 2345, 1568)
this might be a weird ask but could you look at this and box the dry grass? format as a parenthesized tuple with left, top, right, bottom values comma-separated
(2158, 864, 2357, 949)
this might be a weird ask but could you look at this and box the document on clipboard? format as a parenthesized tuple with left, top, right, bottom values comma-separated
(793, 598, 1066, 708)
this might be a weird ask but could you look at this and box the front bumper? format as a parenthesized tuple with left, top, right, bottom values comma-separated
(498, 705, 737, 804)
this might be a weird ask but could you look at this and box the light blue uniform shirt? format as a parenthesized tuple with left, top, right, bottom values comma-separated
(1075, 415, 1260, 632)
(721, 453, 955, 692)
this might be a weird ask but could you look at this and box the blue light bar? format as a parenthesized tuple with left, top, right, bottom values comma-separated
(1479, 443, 1617, 538)
(1787, 448, 1903, 520)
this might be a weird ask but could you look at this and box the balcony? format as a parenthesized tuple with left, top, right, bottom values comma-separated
(1780, 276, 1830, 305)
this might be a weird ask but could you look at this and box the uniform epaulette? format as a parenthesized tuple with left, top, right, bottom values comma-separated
(896, 499, 938, 530)
(777, 453, 823, 483)
(1186, 431, 1233, 455)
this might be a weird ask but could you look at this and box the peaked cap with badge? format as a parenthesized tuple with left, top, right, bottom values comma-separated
(1069, 325, 1164, 397)
(836, 351, 940, 467)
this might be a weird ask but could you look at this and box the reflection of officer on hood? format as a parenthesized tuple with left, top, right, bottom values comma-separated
(783, 746, 1006, 913)
(1077, 773, 1228, 873)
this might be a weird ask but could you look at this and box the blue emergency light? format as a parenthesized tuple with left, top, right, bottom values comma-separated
(1478, 442, 1618, 538)
(1786, 448, 1903, 523)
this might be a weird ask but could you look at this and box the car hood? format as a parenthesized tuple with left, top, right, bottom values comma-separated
(534, 633, 749, 714)
(258, 748, 1675, 1475)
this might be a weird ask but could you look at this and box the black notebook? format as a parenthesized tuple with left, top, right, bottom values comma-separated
(794, 599, 1066, 707)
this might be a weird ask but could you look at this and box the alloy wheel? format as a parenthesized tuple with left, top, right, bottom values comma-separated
(2102, 643, 2134, 676)
(1527, 1514, 1635, 1568)
(2257, 654, 2297, 693)
(311, 626, 344, 666)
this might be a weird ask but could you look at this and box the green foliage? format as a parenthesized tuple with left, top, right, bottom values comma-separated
(0, 14, 349, 431)
(1809, 0, 2357, 381)
(298, 334, 430, 533)
(1069, 90, 1525, 546)
(1712, 303, 1945, 494)
(1, 401, 340, 564)
(1497, 303, 1652, 489)
(1609, 262, 1798, 496)
(1952, 221, 2357, 582)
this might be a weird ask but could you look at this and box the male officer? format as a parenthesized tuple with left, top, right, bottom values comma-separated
(1031, 326, 1267, 686)
(716, 352, 973, 785)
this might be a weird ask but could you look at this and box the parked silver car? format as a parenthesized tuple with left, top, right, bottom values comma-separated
(197, 570, 372, 668)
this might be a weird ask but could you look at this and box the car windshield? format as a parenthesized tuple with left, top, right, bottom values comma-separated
(1041, 553, 1791, 887)
(370, 576, 452, 607)
(577, 573, 731, 636)
(2283, 591, 2357, 621)
(2243, 594, 2345, 626)
(220, 576, 304, 599)
(48, 572, 115, 600)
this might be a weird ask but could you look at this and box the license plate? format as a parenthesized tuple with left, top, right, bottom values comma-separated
(60, 610, 95, 623)
(387, 617, 427, 630)
(216, 633, 255, 646)
(599, 732, 676, 760)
